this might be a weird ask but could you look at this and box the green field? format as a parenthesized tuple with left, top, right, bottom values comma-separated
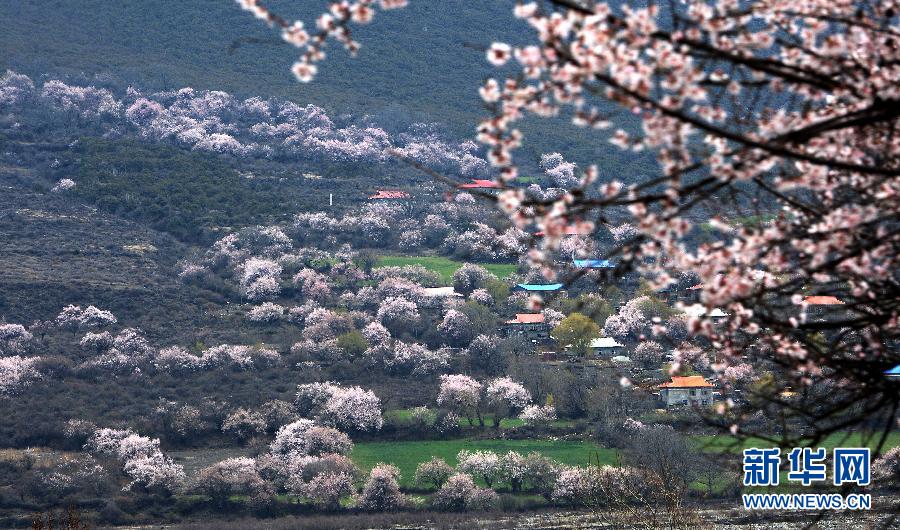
(385, 408, 576, 430)
(351, 438, 614, 488)
(375, 255, 518, 283)
(693, 431, 900, 454)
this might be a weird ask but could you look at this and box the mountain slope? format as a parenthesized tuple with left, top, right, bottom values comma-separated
(0, 0, 649, 173)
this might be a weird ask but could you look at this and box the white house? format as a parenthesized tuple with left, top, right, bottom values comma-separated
(683, 304, 729, 322)
(421, 287, 463, 298)
(659, 376, 715, 408)
(589, 336, 625, 358)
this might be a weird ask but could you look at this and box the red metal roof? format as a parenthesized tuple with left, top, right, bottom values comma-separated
(506, 313, 546, 324)
(660, 376, 714, 389)
(803, 296, 844, 305)
(457, 179, 501, 189)
(369, 190, 411, 200)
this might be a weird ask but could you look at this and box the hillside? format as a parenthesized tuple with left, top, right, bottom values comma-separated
(0, 0, 650, 174)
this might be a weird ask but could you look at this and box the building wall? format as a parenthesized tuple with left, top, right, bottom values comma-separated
(662, 387, 711, 408)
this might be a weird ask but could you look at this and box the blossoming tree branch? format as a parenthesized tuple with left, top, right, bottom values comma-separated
(236, 0, 900, 445)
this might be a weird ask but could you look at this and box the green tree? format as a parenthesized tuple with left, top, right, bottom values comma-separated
(551, 313, 600, 357)
(336, 331, 369, 358)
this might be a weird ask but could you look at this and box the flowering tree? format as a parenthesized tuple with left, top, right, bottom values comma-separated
(451, 263, 496, 296)
(632, 340, 665, 369)
(193, 457, 272, 506)
(518, 404, 557, 427)
(437, 309, 475, 347)
(872, 447, 900, 487)
(431, 473, 498, 512)
(0, 324, 33, 356)
(240, 258, 282, 301)
(0, 355, 41, 394)
(356, 463, 407, 511)
(484, 377, 532, 428)
(222, 408, 268, 441)
(456, 450, 502, 488)
(236, 0, 900, 444)
(437, 374, 483, 426)
(294, 382, 383, 432)
(269, 419, 318, 455)
(603, 297, 650, 343)
(299, 471, 355, 510)
(376, 296, 420, 336)
(247, 302, 284, 323)
(414, 457, 455, 491)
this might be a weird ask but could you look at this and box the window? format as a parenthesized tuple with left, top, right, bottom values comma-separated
(690, 389, 696, 396)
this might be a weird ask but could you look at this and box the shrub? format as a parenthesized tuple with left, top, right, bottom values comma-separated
(356, 464, 407, 511)
(414, 457, 455, 491)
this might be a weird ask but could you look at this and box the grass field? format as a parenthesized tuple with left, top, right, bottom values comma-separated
(351, 438, 614, 488)
(692, 431, 900, 454)
(375, 255, 518, 284)
(385, 409, 577, 430)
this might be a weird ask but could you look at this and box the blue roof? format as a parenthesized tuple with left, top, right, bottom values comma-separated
(515, 283, 564, 291)
(573, 258, 616, 269)
(886, 365, 900, 376)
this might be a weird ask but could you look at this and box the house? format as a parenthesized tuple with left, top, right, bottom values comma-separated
(659, 376, 715, 408)
(421, 287, 463, 298)
(572, 258, 616, 281)
(368, 190, 411, 200)
(683, 304, 728, 322)
(514, 283, 565, 292)
(457, 180, 501, 194)
(572, 258, 615, 269)
(886, 365, 900, 380)
(502, 313, 552, 342)
(589, 336, 625, 358)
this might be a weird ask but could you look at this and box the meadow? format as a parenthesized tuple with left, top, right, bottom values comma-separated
(375, 255, 518, 283)
(351, 438, 615, 488)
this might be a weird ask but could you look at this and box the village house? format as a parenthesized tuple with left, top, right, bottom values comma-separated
(502, 313, 552, 343)
(420, 286, 463, 298)
(659, 375, 715, 408)
(588, 336, 625, 358)
(683, 304, 729, 323)
(456, 179, 502, 196)
(572, 258, 617, 281)
(513, 283, 564, 293)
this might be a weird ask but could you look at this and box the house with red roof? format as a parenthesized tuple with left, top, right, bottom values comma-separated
(801, 295, 846, 320)
(802, 295, 844, 305)
(368, 190, 411, 200)
(659, 376, 714, 408)
(457, 179, 501, 190)
(502, 313, 551, 343)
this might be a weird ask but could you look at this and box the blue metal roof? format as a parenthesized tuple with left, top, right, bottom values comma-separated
(886, 365, 900, 376)
(573, 258, 615, 269)
(515, 283, 564, 291)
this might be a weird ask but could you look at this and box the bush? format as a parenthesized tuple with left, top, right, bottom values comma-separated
(431, 473, 498, 512)
(356, 464, 407, 512)
(414, 457, 454, 491)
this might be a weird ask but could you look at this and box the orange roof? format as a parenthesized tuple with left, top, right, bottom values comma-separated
(803, 295, 844, 305)
(687, 284, 703, 290)
(506, 313, 546, 324)
(369, 190, 410, 200)
(457, 179, 501, 189)
(660, 376, 714, 389)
